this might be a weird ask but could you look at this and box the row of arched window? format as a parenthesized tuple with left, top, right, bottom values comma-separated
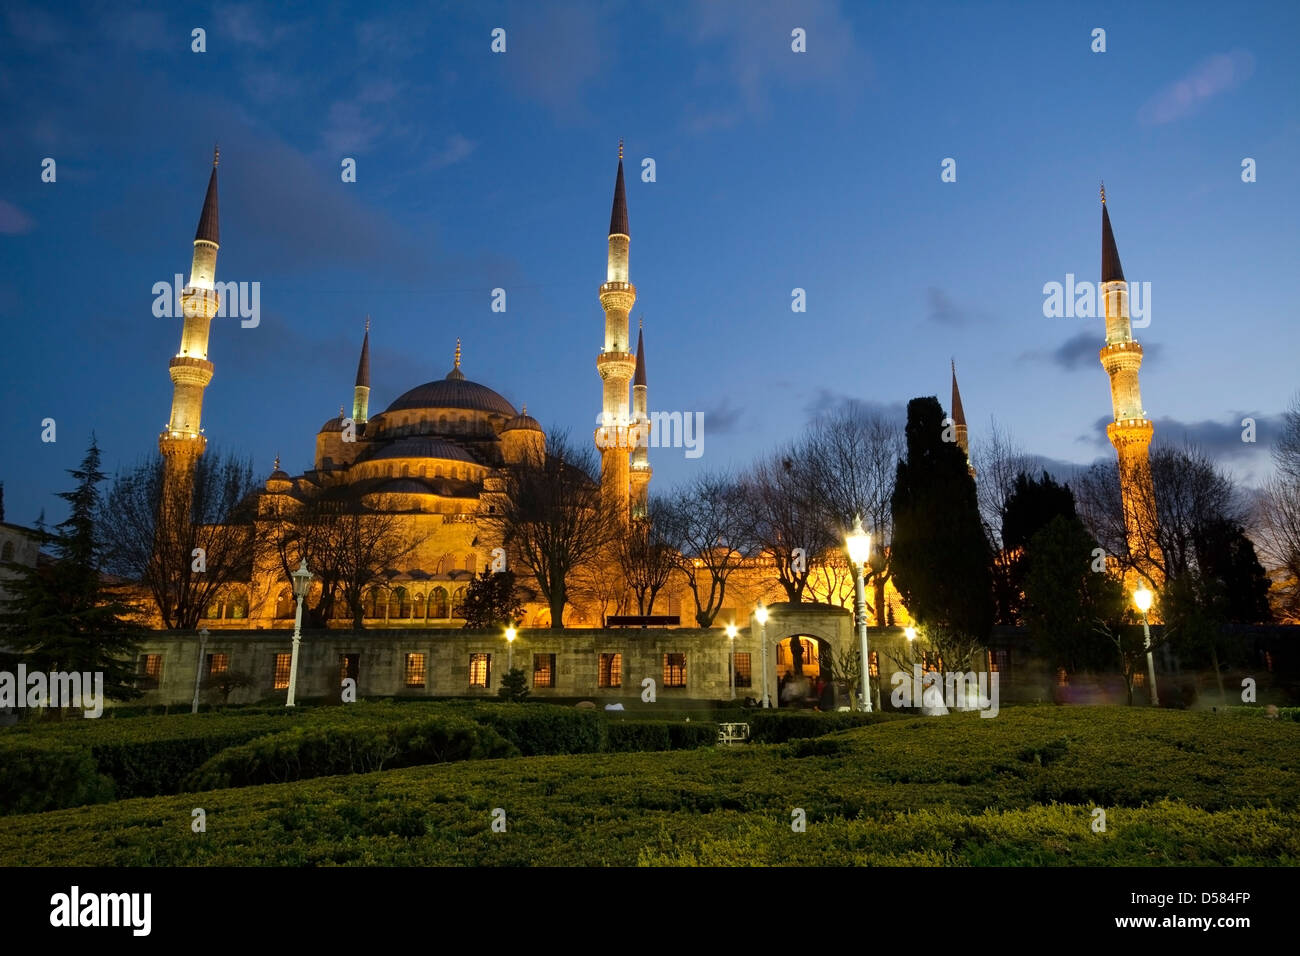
(366, 463, 476, 481)
(271, 585, 468, 621)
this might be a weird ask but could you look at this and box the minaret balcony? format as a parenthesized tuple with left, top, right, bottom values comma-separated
(596, 352, 636, 379)
(181, 287, 221, 320)
(169, 355, 215, 387)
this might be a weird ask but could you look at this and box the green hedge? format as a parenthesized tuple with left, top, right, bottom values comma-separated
(606, 720, 717, 752)
(746, 710, 898, 743)
(0, 740, 116, 815)
(468, 704, 606, 755)
(186, 715, 516, 789)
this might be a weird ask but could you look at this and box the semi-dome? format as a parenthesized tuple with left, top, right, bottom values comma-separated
(365, 437, 478, 463)
(502, 404, 543, 433)
(385, 374, 518, 417)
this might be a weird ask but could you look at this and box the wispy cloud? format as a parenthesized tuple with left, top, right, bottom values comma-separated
(0, 199, 34, 235)
(926, 286, 988, 326)
(1138, 50, 1255, 125)
(1024, 331, 1163, 371)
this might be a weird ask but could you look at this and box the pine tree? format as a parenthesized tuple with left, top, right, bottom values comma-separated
(0, 437, 145, 703)
(890, 397, 994, 663)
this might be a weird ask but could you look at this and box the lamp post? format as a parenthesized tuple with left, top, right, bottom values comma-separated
(755, 601, 770, 708)
(1134, 587, 1159, 707)
(725, 623, 738, 700)
(191, 627, 209, 714)
(286, 559, 312, 707)
(505, 625, 516, 673)
(845, 516, 873, 712)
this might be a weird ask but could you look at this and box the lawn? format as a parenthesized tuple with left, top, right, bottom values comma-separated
(0, 706, 1295, 866)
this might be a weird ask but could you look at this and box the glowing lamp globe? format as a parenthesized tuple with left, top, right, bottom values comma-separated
(1134, 588, 1153, 614)
(505, 626, 517, 643)
(905, 627, 917, 641)
(846, 516, 871, 568)
(754, 602, 769, 625)
(291, 559, 313, 599)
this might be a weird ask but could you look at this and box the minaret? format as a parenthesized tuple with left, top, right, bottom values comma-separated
(629, 317, 652, 517)
(352, 317, 371, 425)
(1098, 185, 1160, 584)
(950, 359, 972, 475)
(596, 141, 636, 523)
(159, 147, 221, 499)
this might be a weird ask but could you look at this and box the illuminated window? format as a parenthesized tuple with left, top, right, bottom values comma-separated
(469, 653, 491, 688)
(206, 653, 229, 676)
(922, 651, 944, 674)
(273, 653, 291, 690)
(340, 653, 359, 687)
(987, 649, 1010, 673)
(599, 653, 622, 688)
(1132, 671, 1144, 687)
(533, 653, 555, 688)
(405, 653, 426, 688)
(663, 653, 686, 688)
(138, 654, 163, 689)
(734, 652, 752, 688)
(776, 643, 788, 666)
(869, 651, 879, 678)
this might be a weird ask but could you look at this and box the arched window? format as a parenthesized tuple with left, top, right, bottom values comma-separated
(458, 415, 468, 432)
(229, 590, 248, 619)
(402, 464, 410, 477)
(0, 541, 14, 562)
(438, 414, 448, 431)
(435, 466, 444, 478)
(431, 586, 449, 619)
(395, 586, 411, 619)
(465, 554, 476, 573)
(452, 586, 467, 618)
(366, 587, 383, 619)
(206, 599, 223, 619)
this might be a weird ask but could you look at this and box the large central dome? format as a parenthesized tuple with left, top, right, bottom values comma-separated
(385, 371, 518, 417)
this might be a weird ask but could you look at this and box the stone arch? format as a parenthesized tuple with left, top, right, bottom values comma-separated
(430, 586, 449, 619)
(274, 587, 294, 619)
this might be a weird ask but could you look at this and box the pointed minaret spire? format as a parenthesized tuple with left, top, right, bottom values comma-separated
(1101, 183, 1125, 283)
(950, 360, 971, 473)
(634, 321, 647, 388)
(352, 318, 371, 424)
(609, 141, 629, 237)
(195, 145, 220, 245)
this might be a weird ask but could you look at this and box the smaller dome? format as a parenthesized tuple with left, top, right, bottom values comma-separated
(502, 411, 543, 433)
(367, 437, 477, 463)
(319, 415, 345, 433)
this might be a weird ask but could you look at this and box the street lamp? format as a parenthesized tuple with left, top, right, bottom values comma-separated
(192, 627, 209, 714)
(1134, 587, 1159, 707)
(755, 601, 770, 708)
(905, 626, 916, 641)
(286, 559, 312, 707)
(505, 625, 517, 672)
(845, 516, 873, 712)
(725, 623, 738, 700)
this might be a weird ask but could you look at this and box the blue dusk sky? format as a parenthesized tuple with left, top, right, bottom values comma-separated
(1, 0, 1297, 526)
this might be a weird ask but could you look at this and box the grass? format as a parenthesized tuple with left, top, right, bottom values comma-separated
(0, 706, 1295, 866)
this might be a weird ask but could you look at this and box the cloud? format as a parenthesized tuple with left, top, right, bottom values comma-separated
(1078, 412, 1284, 463)
(1138, 50, 1255, 125)
(803, 389, 906, 423)
(925, 286, 988, 326)
(675, 0, 862, 125)
(1025, 331, 1164, 371)
(701, 399, 744, 435)
(425, 134, 476, 172)
(0, 199, 34, 234)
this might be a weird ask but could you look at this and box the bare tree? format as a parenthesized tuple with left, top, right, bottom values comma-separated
(742, 446, 835, 602)
(804, 403, 902, 624)
(482, 431, 619, 629)
(1256, 393, 1300, 622)
(100, 451, 259, 630)
(618, 496, 678, 615)
(331, 503, 419, 630)
(662, 472, 757, 627)
(972, 418, 1037, 624)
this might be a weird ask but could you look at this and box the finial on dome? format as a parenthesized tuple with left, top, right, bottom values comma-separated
(273, 454, 280, 471)
(521, 403, 527, 415)
(339, 404, 345, 417)
(454, 338, 461, 369)
(1100, 181, 1106, 205)
(618, 139, 623, 161)
(213, 144, 220, 168)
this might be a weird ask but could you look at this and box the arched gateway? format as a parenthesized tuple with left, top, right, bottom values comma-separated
(748, 602, 854, 709)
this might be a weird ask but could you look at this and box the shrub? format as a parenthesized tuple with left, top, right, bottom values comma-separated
(747, 710, 896, 743)
(470, 704, 605, 755)
(186, 715, 515, 790)
(0, 740, 115, 815)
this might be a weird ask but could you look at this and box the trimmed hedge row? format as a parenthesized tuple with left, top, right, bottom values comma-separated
(467, 704, 606, 755)
(0, 741, 116, 815)
(185, 715, 516, 789)
(606, 720, 718, 752)
(746, 709, 900, 743)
